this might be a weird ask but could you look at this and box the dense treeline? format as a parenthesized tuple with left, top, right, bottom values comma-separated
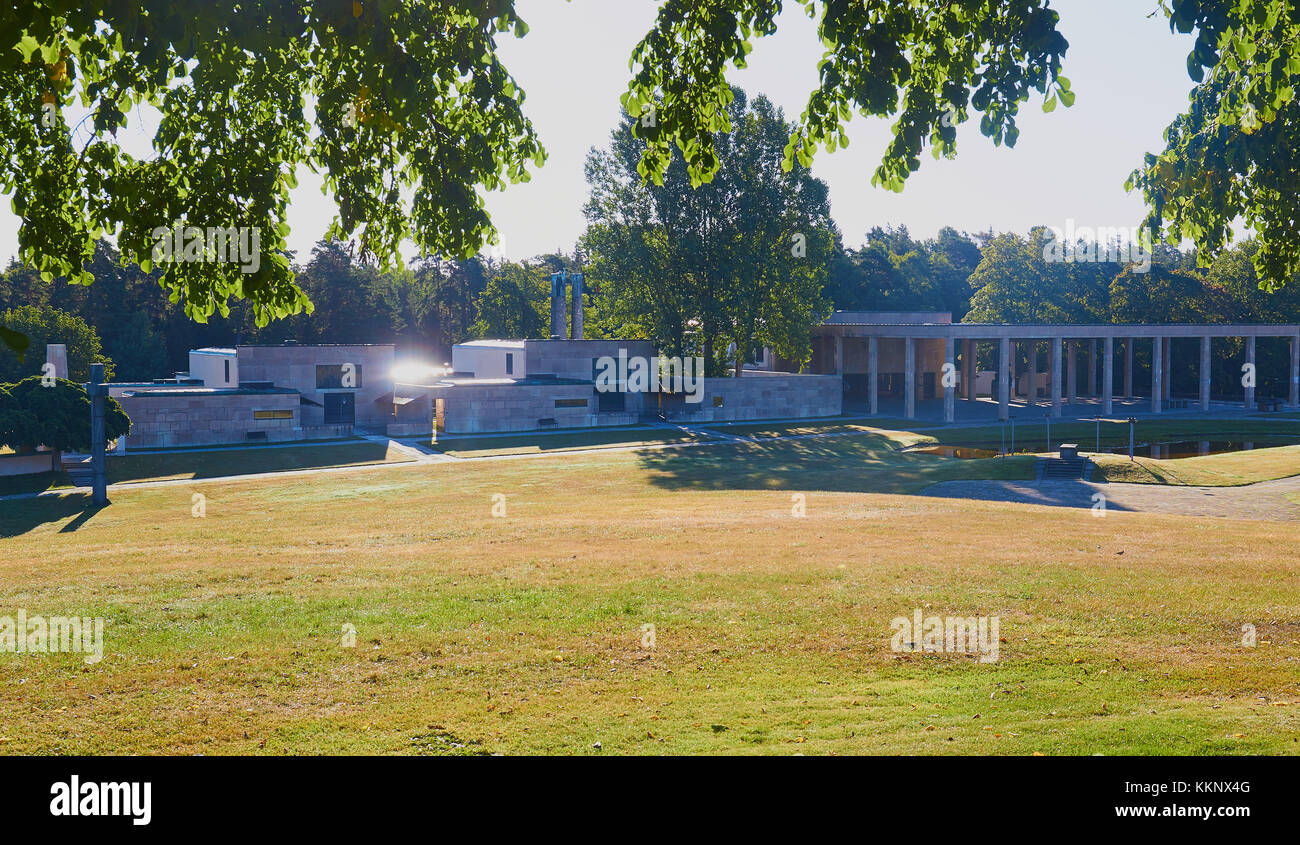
(3, 226, 1299, 395)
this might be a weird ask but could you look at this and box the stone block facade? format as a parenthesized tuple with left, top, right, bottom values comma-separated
(117, 389, 303, 449)
(237, 343, 395, 427)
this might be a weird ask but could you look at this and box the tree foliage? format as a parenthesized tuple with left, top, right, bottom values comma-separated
(1, 0, 543, 330)
(1128, 0, 1300, 287)
(622, 0, 1071, 189)
(0, 376, 129, 454)
(0, 304, 113, 383)
(584, 89, 833, 374)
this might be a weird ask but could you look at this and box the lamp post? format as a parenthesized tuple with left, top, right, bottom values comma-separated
(1095, 415, 1101, 454)
(1009, 414, 1016, 456)
(1044, 412, 1052, 456)
(1127, 416, 1137, 461)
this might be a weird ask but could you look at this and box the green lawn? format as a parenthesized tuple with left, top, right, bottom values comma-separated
(2, 433, 1296, 755)
(1092, 444, 1300, 486)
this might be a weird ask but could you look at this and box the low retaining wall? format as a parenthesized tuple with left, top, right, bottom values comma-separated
(0, 452, 57, 477)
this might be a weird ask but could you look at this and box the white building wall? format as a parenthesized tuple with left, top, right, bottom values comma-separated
(451, 343, 526, 379)
(189, 349, 237, 387)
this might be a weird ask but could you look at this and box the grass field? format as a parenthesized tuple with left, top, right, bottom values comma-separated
(1, 431, 1297, 755)
(1092, 445, 1300, 486)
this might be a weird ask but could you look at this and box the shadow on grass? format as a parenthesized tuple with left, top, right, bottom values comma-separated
(107, 441, 395, 484)
(636, 431, 1037, 496)
(0, 471, 71, 498)
(0, 492, 102, 538)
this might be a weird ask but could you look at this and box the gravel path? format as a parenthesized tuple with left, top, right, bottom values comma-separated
(922, 475, 1300, 520)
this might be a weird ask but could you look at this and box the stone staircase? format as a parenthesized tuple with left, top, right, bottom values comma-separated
(60, 454, 94, 488)
(1035, 456, 1092, 480)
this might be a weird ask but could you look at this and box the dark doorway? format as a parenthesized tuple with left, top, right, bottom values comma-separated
(324, 393, 356, 425)
(922, 372, 936, 400)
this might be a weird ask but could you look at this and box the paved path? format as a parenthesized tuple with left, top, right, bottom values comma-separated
(922, 475, 1300, 521)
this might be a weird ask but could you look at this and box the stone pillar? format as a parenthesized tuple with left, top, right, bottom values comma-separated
(1162, 338, 1172, 400)
(963, 339, 976, 401)
(1066, 341, 1077, 405)
(1103, 336, 1114, 416)
(904, 337, 916, 420)
(1051, 338, 1062, 417)
(1088, 339, 1097, 397)
(1290, 331, 1300, 408)
(90, 362, 109, 507)
(998, 337, 1011, 421)
(1124, 337, 1134, 398)
(1151, 336, 1163, 413)
(1200, 336, 1212, 411)
(868, 336, 879, 415)
(835, 335, 843, 375)
(1245, 336, 1256, 410)
(1023, 340, 1036, 406)
(570, 272, 584, 340)
(549, 272, 566, 339)
(944, 336, 956, 423)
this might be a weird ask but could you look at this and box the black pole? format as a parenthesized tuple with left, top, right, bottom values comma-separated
(90, 362, 109, 506)
(1128, 417, 1136, 462)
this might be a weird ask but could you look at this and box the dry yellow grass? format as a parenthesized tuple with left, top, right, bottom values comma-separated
(1, 435, 1297, 755)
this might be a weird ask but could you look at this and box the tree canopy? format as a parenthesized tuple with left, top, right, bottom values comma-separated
(583, 89, 833, 374)
(1, 0, 543, 334)
(0, 376, 130, 455)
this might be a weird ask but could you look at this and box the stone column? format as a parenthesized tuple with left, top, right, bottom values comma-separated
(999, 337, 1011, 421)
(90, 362, 109, 507)
(1151, 336, 1163, 413)
(1124, 337, 1134, 398)
(1066, 341, 1077, 405)
(963, 339, 976, 401)
(904, 337, 916, 420)
(1200, 336, 1212, 411)
(944, 336, 956, 423)
(1088, 339, 1097, 397)
(1291, 332, 1300, 408)
(1162, 338, 1172, 400)
(868, 336, 879, 415)
(570, 273, 584, 339)
(1025, 340, 1037, 407)
(549, 272, 566, 339)
(1051, 338, 1063, 417)
(1245, 336, 1256, 410)
(1103, 336, 1114, 416)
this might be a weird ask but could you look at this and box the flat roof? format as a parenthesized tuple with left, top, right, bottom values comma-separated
(819, 322, 1300, 339)
(190, 347, 236, 355)
(120, 387, 298, 397)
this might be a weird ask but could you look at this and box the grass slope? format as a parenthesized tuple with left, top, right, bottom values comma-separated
(1, 435, 1296, 755)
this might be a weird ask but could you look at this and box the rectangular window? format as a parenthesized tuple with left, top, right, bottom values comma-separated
(555, 398, 588, 408)
(505, 353, 514, 375)
(316, 364, 362, 389)
(253, 409, 293, 420)
(223, 359, 231, 383)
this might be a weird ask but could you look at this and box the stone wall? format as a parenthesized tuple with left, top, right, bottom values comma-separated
(428, 381, 639, 434)
(237, 344, 395, 426)
(117, 391, 301, 449)
(662, 373, 841, 422)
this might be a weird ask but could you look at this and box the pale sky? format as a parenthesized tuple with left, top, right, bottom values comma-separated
(0, 0, 1195, 266)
